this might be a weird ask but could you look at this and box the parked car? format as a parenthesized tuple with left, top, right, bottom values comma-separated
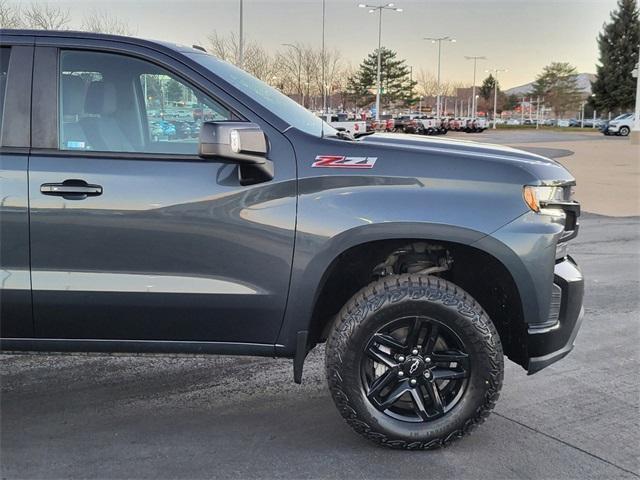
(393, 115, 420, 133)
(582, 118, 605, 129)
(169, 120, 195, 139)
(605, 113, 634, 136)
(1, 29, 584, 450)
(150, 120, 177, 138)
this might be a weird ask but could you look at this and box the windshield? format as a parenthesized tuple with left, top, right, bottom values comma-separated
(187, 52, 336, 138)
(613, 113, 631, 120)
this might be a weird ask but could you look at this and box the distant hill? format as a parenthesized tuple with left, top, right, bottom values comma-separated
(504, 73, 596, 97)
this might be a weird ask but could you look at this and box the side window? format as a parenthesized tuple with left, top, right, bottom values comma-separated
(0, 47, 11, 137)
(140, 73, 232, 148)
(59, 50, 234, 155)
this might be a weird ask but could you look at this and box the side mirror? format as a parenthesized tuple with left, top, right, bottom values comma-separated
(199, 122, 273, 185)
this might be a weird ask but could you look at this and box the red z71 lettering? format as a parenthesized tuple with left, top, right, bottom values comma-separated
(312, 156, 377, 169)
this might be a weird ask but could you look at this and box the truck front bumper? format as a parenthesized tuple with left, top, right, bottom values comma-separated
(526, 255, 584, 374)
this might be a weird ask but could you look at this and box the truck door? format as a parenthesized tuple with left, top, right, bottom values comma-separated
(28, 45, 296, 345)
(0, 39, 34, 338)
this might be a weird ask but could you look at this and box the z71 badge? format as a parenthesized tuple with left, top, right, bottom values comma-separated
(312, 155, 378, 169)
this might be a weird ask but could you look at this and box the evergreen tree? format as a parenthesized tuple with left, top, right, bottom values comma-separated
(479, 74, 497, 103)
(532, 62, 583, 118)
(347, 47, 418, 109)
(503, 94, 519, 112)
(165, 78, 185, 103)
(591, 0, 640, 113)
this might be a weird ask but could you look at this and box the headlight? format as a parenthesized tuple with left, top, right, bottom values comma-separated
(523, 185, 571, 214)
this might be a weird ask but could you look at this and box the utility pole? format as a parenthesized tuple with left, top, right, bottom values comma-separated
(486, 68, 506, 129)
(238, 0, 244, 68)
(359, 3, 403, 121)
(322, 0, 327, 113)
(465, 55, 486, 118)
(424, 36, 456, 120)
(632, 44, 640, 144)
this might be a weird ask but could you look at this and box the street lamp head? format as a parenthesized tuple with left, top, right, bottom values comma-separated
(395, 8, 403, 11)
(368, 9, 375, 13)
(388, 2, 394, 6)
(450, 38, 456, 43)
(358, 3, 366, 7)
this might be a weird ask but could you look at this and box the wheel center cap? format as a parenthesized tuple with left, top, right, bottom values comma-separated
(403, 356, 425, 377)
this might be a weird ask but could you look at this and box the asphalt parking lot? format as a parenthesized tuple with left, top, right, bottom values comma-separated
(1, 131, 639, 479)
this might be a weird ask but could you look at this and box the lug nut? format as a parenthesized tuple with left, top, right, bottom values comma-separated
(424, 371, 431, 379)
(425, 357, 431, 363)
(398, 370, 404, 377)
(411, 349, 419, 355)
(410, 379, 417, 386)
(398, 356, 405, 362)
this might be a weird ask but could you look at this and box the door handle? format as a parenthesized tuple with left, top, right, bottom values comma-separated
(40, 180, 103, 199)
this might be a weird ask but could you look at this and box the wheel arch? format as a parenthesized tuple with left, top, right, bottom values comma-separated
(278, 221, 535, 369)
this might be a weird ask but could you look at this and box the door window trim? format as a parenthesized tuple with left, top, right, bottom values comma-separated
(0, 42, 34, 149)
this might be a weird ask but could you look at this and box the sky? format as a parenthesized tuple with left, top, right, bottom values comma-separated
(43, 0, 620, 89)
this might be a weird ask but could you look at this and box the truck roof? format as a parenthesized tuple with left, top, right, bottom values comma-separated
(0, 28, 204, 55)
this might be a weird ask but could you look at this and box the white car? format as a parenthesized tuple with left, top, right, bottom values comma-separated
(606, 113, 635, 136)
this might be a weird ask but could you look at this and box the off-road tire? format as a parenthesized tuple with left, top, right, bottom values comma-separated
(325, 274, 503, 449)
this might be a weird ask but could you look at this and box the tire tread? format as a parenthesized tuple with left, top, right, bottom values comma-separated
(325, 274, 503, 450)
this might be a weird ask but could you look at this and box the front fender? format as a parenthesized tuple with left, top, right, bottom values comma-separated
(276, 221, 519, 355)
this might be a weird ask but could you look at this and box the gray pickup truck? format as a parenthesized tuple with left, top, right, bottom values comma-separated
(0, 30, 584, 449)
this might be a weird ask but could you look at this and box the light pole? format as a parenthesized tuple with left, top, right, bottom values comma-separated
(424, 36, 456, 120)
(283, 43, 303, 106)
(322, 0, 327, 113)
(632, 44, 640, 144)
(358, 3, 403, 121)
(238, 0, 244, 68)
(485, 68, 506, 129)
(465, 55, 486, 118)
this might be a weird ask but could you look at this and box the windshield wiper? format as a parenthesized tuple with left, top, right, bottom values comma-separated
(334, 129, 355, 141)
(354, 131, 375, 139)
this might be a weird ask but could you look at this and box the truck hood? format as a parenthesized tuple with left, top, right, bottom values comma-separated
(360, 133, 573, 184)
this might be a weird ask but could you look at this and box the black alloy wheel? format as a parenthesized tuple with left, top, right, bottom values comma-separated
(361, 316, 469, 423)
(326, 275, 504, 449)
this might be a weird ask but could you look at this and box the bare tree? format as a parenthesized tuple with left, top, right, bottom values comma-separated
(22, 2, 70, 30)
(81, 10, 135, 36)
(207, 31, 277, 82)
(416, 68, 438, 97)
(277, 44, 305, 101)
(0, 0, 22, 28)
(207, 31, 240, 63)
(315, 48, 343, 110)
